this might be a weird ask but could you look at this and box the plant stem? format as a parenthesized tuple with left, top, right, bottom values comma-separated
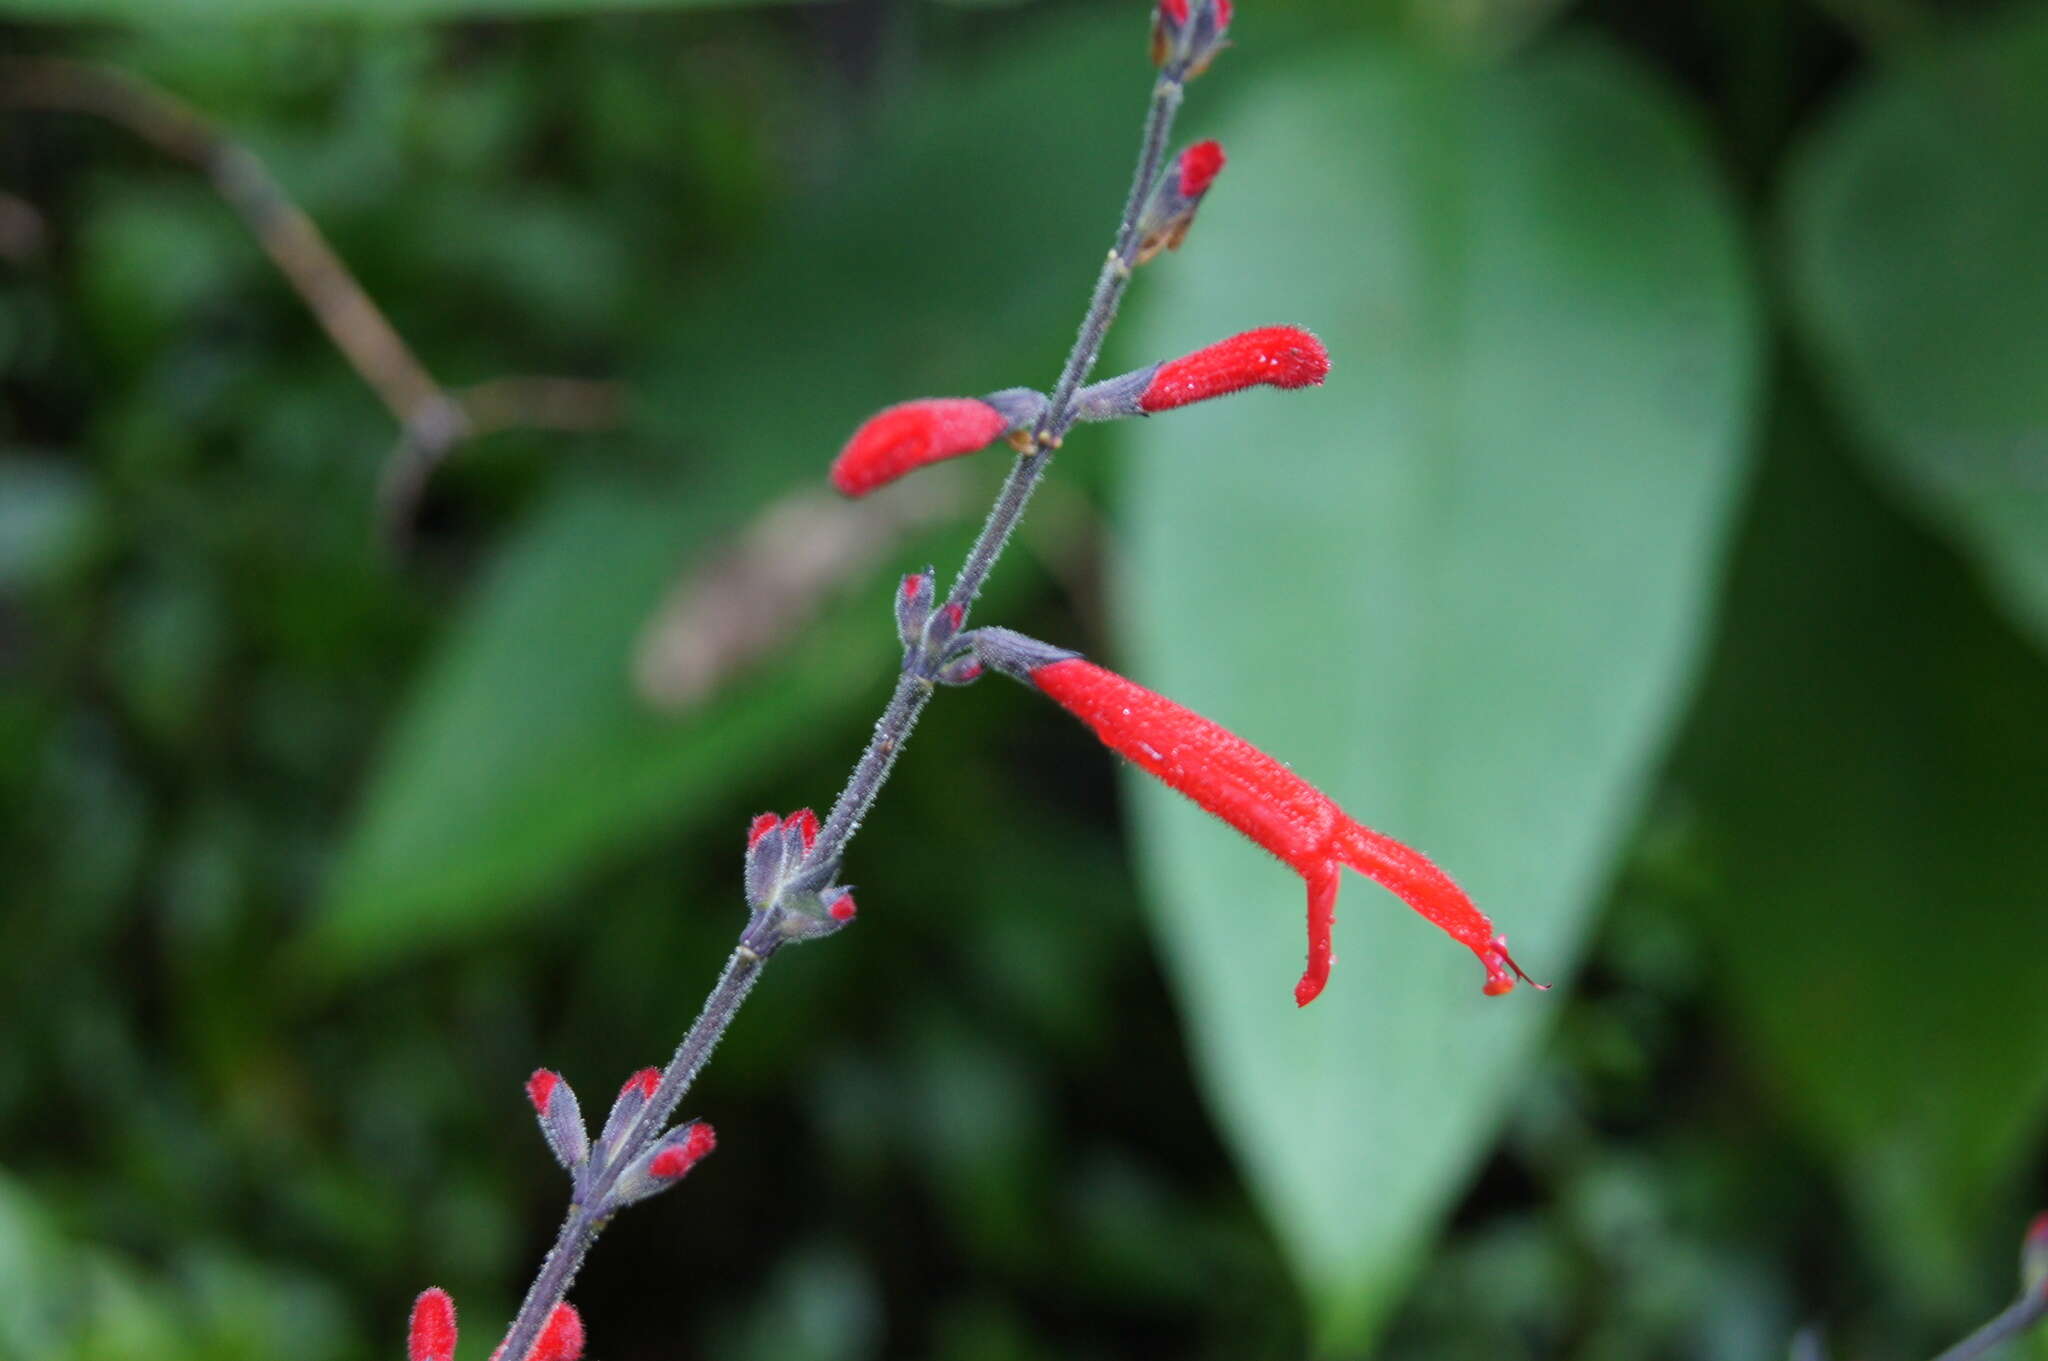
(805, 67, 1186, 880)
(495, 917, 778, 1360)
(1930, 1293, 2048, 1361)
(494, 57, 1192, 1361)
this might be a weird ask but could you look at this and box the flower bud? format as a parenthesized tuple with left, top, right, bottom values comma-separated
(897, 570, 936, 648)
(831, 398, 1010, 497)
(490, 1302, 585, 1361)
(526, 1069, 589, 1171)
(610, 1121, 718, 1208)
(1073, 326, 1331, 424)
(772, 882, 860, 942)
(531, 1304, 585, 1361)
(1152, 0, 1233, 77)
(1135, 141, 1226, 265)
(745, 807, 820, 909)
(1139, 326, 1330, 413)
(600, 1066, 661, 1152)
(408, 1288, 458, 1361)
(935, 652, 985, 687)
(2024, 1211, 2048, 1297)
(925, 601, 967, 651)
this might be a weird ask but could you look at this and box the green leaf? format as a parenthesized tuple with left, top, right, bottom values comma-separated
(1, 0, 789, 21)
(304, 13, 1140, 976)
(1676, 401, 2048, 1309)
(1785, 5, 2048, 650)
(1116, 37, 1758, 1350)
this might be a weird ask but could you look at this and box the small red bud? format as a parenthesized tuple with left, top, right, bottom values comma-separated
(1178, 140, 1225, 197)
(830, 398, 1009, 497)
(2024, 1211, 2048, 1296)
(829, 893, 857, 922)
(534, 1304, 585, 1361)
(747, 812, 781, 848)
(1140, 327, 1330, 414)
(622, 1067, 660, 1101)
(650, 1122, 718, 1179)
(526, 1070, 559, 1116)
(901, 574, 925, 601)
(492, 1302, 585, 1361)
(1160, 0, 1188, 22)
(944, 604, 964, 630)
(408, 1288, 458, 1361)
(789, 808, 820, 852)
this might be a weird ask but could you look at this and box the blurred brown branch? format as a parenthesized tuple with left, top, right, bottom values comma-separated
(0, 56, 625, 546)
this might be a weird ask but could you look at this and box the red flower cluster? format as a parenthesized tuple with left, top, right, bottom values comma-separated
(1027, 657, 1538, 1006)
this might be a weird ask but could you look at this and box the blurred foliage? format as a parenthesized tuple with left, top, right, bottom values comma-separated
(1121, 31, 1757, 1348)
(1, 1, 2046, 1360)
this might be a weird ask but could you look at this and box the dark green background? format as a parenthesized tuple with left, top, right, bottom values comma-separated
(4, 0, 2048, 1357)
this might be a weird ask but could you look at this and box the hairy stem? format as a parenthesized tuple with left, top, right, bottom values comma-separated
(1930, 1293, 2048, 1361)
(496, 920, 778, 1359)
(494, 55, 1192, 1361)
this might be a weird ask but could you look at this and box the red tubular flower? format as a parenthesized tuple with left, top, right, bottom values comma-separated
(830, 398, 1010, 497)
(1140, 326, 1329, 414)
(408, 1289, 458, 1361)
(1027, 657, 1538, 1006)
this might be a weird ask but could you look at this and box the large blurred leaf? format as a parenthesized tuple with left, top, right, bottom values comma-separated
(1785, 5, 2048, 649)
(1676, 400, 2048, 1308)
(306, 14, 1139, 974)
(1117, 37, 1758, 1350)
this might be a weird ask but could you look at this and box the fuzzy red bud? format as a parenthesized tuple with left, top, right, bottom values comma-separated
(789, 808, 819, 853)
(408, 1289, 458, 1361)
(491, 1302, 584, 1361)
(830, 398, 1009, 497)
(2024, 1211, 2048, 1296)
(828, 892, 858, 922)
(650, 1122, 718, 1179)
(1178, 140, 1225, 197)
(526, 1070, 559, 1116)
(1140, 326, 1329, 414)
(747, 812, 780, 849)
